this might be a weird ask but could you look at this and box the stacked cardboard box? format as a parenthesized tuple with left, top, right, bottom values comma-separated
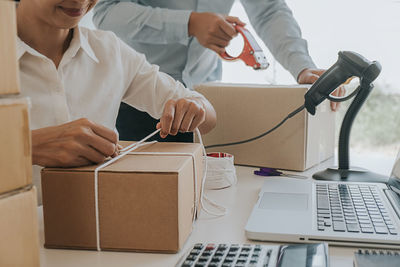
(195, 83, 335, 171)
(0, 0, 20, 95)
(0, 1, 40, 266)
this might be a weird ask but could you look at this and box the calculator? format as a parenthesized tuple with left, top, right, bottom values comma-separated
(175, 243, 329, 267)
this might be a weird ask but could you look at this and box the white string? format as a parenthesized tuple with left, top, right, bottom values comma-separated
(119, 129, 161, 153)
(93, 129, 160, 251)
(195, 129, 227, 217)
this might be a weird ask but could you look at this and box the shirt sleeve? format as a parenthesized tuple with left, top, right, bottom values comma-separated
(117, 37, 203, 119)
(93, 0, 192, 46)
(240, 0, 317, 80)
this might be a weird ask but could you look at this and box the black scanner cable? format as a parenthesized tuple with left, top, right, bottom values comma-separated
(204, 91, 351, 150)
(205, 104, 306, 149)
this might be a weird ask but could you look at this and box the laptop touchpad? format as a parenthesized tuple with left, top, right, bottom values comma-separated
(259, 192, 308, 210)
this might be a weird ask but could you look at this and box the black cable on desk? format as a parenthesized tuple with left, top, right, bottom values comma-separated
(205, 104, 306, 149)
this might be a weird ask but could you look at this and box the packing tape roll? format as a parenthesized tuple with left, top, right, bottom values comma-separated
(205, 152, 237, 190)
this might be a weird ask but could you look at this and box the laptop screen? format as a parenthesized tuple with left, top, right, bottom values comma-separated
(391, 149, 400, 180)
(389, 149, 400, 194)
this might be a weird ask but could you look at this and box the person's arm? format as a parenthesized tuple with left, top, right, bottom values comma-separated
(240, 0, 316, 80)
(116, 36, 216, 137)
(241, 0, 344, 111)
(93, 0, 192, 45)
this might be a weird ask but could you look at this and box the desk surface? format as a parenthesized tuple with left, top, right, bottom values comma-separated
(38, 154, 396, 267)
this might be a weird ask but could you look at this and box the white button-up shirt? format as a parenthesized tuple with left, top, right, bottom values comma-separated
(17, 26, 203, 203)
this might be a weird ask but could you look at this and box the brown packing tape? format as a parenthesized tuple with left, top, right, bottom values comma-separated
(23, 108, 31, 157)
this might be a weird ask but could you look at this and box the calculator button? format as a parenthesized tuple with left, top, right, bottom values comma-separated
(224, 257, 234, 262)
(186, 254, 197, 261)
(211, 256, 222, 262)
(205, 244, 215, 250)
(193, 243, 203, 250)
(201, 251, 212, 257)
(190, 249, 201, 255)
(214, 251, 224, 256)
(182, 260, 193, 267)
(198, 256, 208, 262)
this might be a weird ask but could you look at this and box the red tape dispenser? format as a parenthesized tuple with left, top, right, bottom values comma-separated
(220, 25, 269, 70)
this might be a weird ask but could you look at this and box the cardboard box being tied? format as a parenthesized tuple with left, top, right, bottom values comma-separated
(0, 0, 20, 95)
(41, 142, 204, 253)
(0, 98, 32, 195)
(0, 186, 40, 267)
(195, 83, 335, 171)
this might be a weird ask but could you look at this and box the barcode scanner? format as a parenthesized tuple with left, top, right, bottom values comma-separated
(309, 51, 388, 183)
(207, 50, 388, 183)
(305, 51, 381, 115)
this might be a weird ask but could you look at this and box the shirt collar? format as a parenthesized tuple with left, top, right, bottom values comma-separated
(74, 26, 99, 63)
(16, 26, 99, 63)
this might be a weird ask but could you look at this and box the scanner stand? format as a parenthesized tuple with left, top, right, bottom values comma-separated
(313, 167, 389, 183)
(313, 79, 390, 183)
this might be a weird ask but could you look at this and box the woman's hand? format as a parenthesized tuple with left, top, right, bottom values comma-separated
(156, 97, 216, 138)
(32, 118, 119, 167)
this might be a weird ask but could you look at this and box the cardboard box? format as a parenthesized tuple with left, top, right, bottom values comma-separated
(41, 142, 204, 253)
(0, 186, 40, 267)
(0, 1, 20, 95)
(0, 98, 32, 195)
(195, 83, 335, 171)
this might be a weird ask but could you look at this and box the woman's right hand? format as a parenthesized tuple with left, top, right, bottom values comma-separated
(32, 118, 119, 167)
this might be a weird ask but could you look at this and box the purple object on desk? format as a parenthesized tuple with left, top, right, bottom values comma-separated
(254, 167, 283, 176)
(254, 167, 308, 179)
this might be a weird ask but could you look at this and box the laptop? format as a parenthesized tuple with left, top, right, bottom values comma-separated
(245, 151, 400, 249)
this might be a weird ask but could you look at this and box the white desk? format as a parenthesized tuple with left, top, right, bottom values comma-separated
(38, 154, 395, 267)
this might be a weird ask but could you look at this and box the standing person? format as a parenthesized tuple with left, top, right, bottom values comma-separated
(16, 0, 216, 203)
(93, 0, 342, 142)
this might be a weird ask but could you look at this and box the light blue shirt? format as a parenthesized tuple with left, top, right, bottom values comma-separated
(93, 0, 316, 88)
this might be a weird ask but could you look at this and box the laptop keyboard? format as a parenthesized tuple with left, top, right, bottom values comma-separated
(316, 183, 398, 235)
(177, 243, 272, 267)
